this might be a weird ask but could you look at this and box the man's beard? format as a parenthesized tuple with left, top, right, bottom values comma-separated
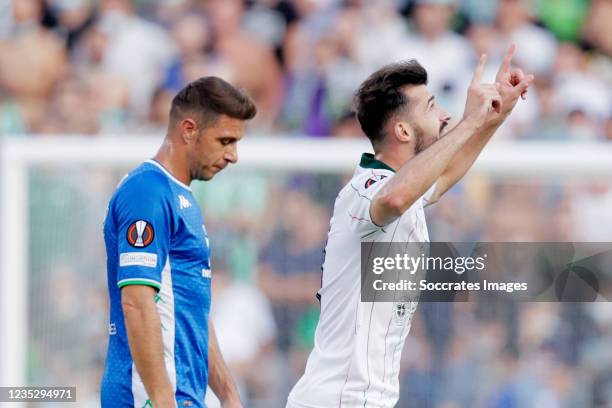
(414, 126, 425, 154)
(190, 166, 209, 182)
(415, 122, 448, 154)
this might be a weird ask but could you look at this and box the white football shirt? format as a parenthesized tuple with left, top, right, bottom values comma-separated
(287, 153, 435, 408)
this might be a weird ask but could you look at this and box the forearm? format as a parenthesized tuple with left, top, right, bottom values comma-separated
(373, 118, 479, 225)
(208, 320, 241, 405)
(434, 116, 505, 200)
(122, 288, 174, 406)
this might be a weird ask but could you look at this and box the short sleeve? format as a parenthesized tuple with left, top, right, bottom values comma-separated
(346, 173, 393, 239)
(113, 177, 173, 291)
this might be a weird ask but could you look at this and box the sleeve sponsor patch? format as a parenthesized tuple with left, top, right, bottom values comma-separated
(126, 220, 155, 248)
(119, 252, 158, 268)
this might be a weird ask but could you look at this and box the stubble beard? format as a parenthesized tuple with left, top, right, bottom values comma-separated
(414, 126, 425, 154)
(415, 124, 447, 154)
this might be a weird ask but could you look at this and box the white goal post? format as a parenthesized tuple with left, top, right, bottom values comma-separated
(1, 135, 612, 387)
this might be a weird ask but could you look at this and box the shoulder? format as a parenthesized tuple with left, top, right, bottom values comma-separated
(117, 166, 172, 199)
(347, 169, 393, 197)
(111, 167, 175, 217)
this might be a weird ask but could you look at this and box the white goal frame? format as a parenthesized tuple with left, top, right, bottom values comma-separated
(2, 135, 612, 387)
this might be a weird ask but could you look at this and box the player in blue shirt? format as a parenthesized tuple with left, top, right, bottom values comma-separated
(101, 77, 257, 408)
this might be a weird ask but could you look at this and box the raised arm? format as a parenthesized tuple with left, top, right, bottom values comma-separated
(122, 285, 176, 408)
(208, 320, 242, 408)
(431, 45, 535, 201)
(370, 54, 502, 227)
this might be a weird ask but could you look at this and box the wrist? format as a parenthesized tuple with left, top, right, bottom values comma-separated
(219, 389, 241, 404)
(460, 115, 481, 132)
(488, 112, 509, 128)
(150, 389, 175, 407)
(216, 382, 242, 405)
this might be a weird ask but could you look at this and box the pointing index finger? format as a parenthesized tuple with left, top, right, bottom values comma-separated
(471, 53, 487, 85)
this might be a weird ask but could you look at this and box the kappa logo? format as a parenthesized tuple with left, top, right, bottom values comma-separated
(364, 174, 387, 189)
(126, 220, 154, 248)
(179, 195, 192, 209)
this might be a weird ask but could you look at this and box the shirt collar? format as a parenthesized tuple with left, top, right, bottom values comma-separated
(145, 159, 192, 191)
(359, 153, 396, 173)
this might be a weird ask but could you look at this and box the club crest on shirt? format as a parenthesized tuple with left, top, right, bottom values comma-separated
(364, 174, 387, 189)
(392, 301, 417, 326)
(126, 220, 154, 248)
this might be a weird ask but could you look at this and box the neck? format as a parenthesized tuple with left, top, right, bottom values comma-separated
(375, 145, 414, 172)
(153, 138, 191, 185)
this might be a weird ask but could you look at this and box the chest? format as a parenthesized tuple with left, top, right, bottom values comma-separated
(170, 199, 211, 271)
(395, 200, 429, 242)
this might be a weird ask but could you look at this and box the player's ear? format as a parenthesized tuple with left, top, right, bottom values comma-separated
(393, 121, 412, 143)
(180, 118, 199, 144)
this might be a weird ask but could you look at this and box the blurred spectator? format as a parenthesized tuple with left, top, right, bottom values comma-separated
(206, 265, 278, 407)
(0, 0, 67, 99)
(46, 0, 97, 51)
(0, 0, 67, 133)
(496, 0, 558, 77)
(257, 189, 327, 353)
(583, 0, 612, 56)
(204, 0, 283, 129)
(162, 12, 213, 93)
(396, 0, 473, 117)
(87, 0, 175, 117)
(144, 86, 173, 131)
(570, 181, 612, 242)
(41, 75, 99, 133)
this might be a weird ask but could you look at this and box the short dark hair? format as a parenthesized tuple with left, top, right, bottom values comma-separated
(354, 60, 428, 146)
(170, 76, 257, 128)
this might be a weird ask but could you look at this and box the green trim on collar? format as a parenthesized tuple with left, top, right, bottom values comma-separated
(359, 153, 396, 173)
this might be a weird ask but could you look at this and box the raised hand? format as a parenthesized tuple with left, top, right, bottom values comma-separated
(462, 53, 503, 130)
(495, 44, 535, 117)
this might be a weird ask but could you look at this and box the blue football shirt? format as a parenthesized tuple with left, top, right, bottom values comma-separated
(101, 159, 212, 408)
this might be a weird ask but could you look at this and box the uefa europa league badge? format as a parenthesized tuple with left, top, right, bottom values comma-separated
(126, 220, 155, 248)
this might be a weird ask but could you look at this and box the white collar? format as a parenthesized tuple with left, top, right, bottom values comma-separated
(145, 159, 192, 191)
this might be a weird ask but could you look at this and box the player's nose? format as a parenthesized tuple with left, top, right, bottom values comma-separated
(224, 146, 238, 164)
(440, 110, 451, 122)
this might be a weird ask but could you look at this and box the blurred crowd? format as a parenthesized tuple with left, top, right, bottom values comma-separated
(0, 0, 611, 140)
(26, 167, 612, 407)
(11, 0, 612, 407)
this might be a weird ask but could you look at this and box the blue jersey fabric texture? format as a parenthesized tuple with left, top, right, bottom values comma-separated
(101, 160, 212, 408)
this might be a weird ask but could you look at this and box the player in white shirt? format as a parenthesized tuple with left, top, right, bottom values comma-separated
(287, 46, 533, 408)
